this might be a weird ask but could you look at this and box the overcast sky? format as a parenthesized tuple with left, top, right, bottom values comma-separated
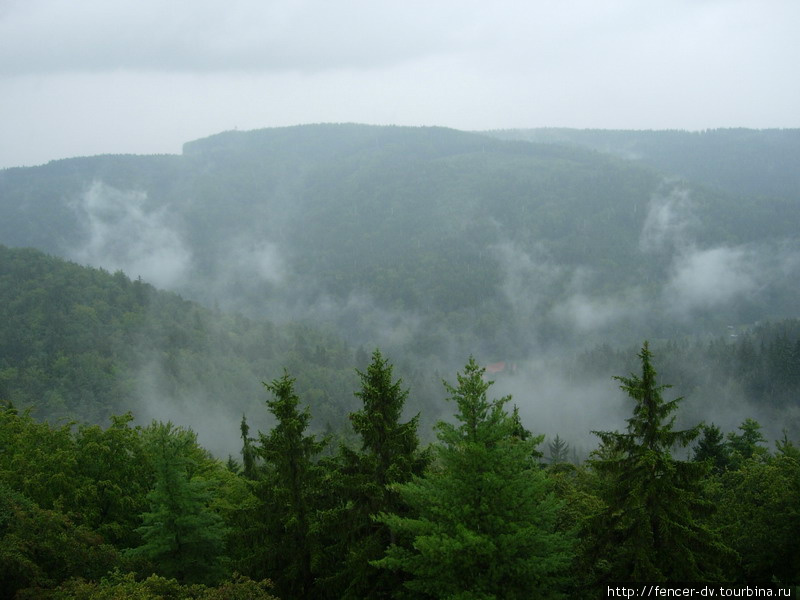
(1, 0, 798, 169)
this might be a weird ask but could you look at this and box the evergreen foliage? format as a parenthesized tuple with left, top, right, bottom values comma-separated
(376, 357, 573, 599)
(239, 414, 257, 480)
(548, 434, 571, 466)
(245, 372, 326, 599)
(726, 417, 769, 468)
(1, 348, 800, 594)
(586, 343, 732, 583)
(317, 350, 429, 599)
(692, 424, 730, 474)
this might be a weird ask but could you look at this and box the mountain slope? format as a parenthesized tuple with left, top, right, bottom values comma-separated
(1, 124, 798, 360)
(0, 245, 358, 452)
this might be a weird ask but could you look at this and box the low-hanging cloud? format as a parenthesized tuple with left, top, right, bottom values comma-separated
(552, 288, 647, 334)
(69, 181, 193, 288)
(665, 245, 758, 312)
(491, 240, 568, 316)
(639, 186, 698, 254)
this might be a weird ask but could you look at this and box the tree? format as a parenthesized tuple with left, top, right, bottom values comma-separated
(376, 357, 573, 599)
(586, 342, 732, 583)
(710, 452, 800, 582)
(318, 349, 429, 599)
(125, 422, 228, 585)
(0, 483, 117, 598)
(72, 413, 152, 549)
(692, 423, 730, 474)
(726, 417, 768, 468)
(239, 414, 257, 480)
(246, 371, 325, 599)
(548, 434, 571, 466)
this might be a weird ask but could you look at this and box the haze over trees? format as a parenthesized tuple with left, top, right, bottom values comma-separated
(0, 124, 799, 596)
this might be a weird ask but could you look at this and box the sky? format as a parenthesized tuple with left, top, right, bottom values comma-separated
(1, 0, 798, 169)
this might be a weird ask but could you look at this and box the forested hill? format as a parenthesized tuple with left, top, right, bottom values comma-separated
(2, 124, 799, 364)
(485, 127, 800, 201)
(0, 245, 360, 449)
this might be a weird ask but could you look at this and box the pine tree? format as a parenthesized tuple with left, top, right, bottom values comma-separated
(586, 342, 732, 583)
(375, 357, 573, 599)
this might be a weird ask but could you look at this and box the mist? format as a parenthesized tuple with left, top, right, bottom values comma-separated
(69, 181, 193, 288)
(3, 124, 797, 461)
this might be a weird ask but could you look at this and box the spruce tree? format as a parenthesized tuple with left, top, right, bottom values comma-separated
(548, 434, 571, 466)
(316, 349, 428, 599)
(248, 371, 325, 599)
(692, 423, 730, 474)
(239, 414, 257, 480)
(726, 417, 769, 468)
(376, 357, 573, 599)
(586, 342, 732, 583)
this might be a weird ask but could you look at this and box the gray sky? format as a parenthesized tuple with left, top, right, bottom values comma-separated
(1, 0, 798, 169)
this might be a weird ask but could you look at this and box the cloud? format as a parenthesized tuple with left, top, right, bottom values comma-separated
(638, 187, 800, 317)
(490, 240, 568, 316)
(665, 246, 757, 312)
(0, 0, 461, 75)
(2, 1, 799, 169)
(552, 288, 647, 334)
(639, 187, 698, 253)
(69, 181, 192, 288)
(490, 355, 628, 458)
(221, 237, 286, 285)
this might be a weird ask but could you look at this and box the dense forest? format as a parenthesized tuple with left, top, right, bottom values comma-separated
(1, 125, 799, 597)
(2, 345, 798, 597)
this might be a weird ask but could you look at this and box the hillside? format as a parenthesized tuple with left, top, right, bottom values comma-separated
(485, 127, 800, 200)
(2, 124, 798, 367)
(0, 245, 360, 453)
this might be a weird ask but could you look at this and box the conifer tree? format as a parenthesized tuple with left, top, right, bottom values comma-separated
(320, 349, 429, 599)
(726, 417, 769, 468)
(692, 423, 730, 474)
(376, 357, 573, 599)
(248, 371, 325, 599)
(239, 414, 257, 480)
(548, 434, 571, 466)
(586, 342, 732, 583)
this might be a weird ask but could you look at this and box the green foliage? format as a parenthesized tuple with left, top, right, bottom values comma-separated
(0, 244, 363, 433)
(242, 372, 326, 599)
(726, 417, 769, 468)
(376, 357, 573, 599)
(125, 422, 228, 585)
(586, 343, 732, 583)
(33, 571, 278, 600)
(709, 451, 800, 582)
(5, 125, 798, 371)
(316, 350, 429, 599)
(0, 484, 117, 598)
(489, 128, 800, 201)
(692, 423, 730, 474)
(548, 434, 571, 466)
